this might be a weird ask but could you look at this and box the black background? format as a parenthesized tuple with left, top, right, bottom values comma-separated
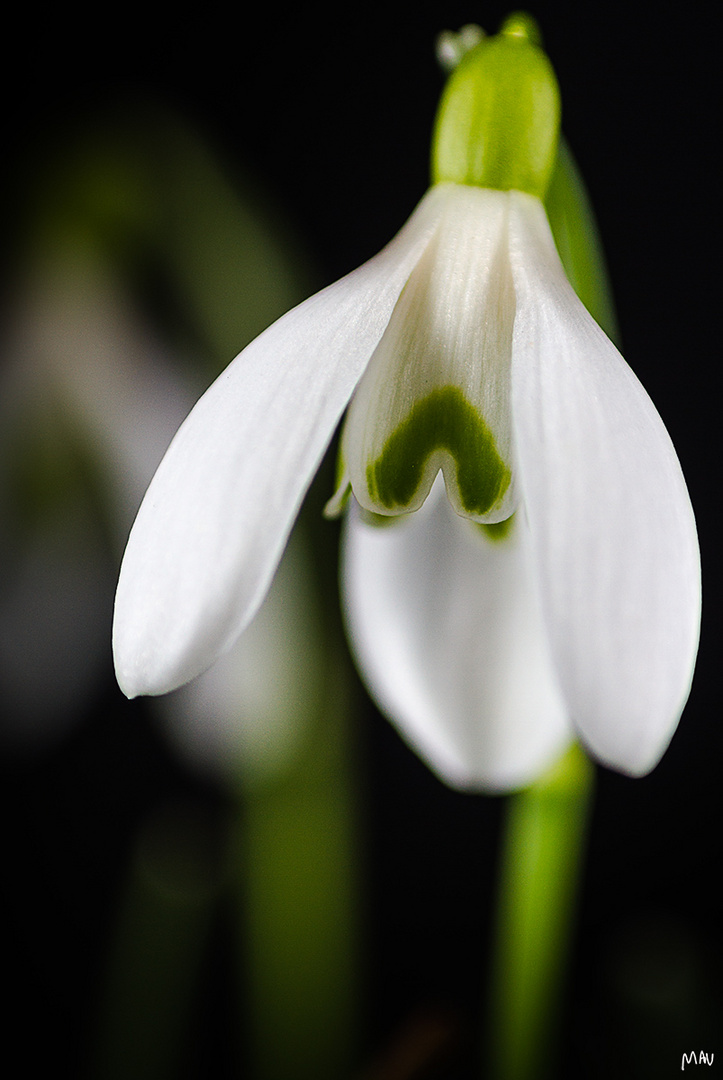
(2, 1, 720, 1077)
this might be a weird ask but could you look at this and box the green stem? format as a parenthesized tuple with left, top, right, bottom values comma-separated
(486, 743, 595, 1080)
(230, 660, 359, 1080)
(92, 801, 223, 1080)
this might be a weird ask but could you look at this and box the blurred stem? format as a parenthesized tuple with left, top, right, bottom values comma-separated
(230, 659, 359, 1080)
(92, 801, 223, 1080)
(486, 744, 595, 1080)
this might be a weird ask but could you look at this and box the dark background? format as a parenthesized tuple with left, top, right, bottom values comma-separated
(2, 1, 720, 1077)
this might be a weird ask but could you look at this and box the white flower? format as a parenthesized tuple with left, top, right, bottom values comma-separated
(113, 181, 700, 789)
(0, 250, 194, 745)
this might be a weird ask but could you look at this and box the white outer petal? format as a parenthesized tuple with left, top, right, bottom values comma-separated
(114, 188, 447, 698)
(155, 528, 324, 782)
(508, 191, 701, 775)
(342, 477, 573, 792)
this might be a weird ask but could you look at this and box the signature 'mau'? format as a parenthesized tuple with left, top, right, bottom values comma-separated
(682, 1051, 714, 1070)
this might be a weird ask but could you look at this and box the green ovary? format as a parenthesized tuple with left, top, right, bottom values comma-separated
(366, 386, 511, 516)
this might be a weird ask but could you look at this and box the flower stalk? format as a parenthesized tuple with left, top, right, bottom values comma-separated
(229, 657, 360, 1080)
(486, 744, 595, 1080)
(92, 803, 223, 1080)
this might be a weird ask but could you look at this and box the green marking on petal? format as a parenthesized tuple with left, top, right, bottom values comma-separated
(324, 440, 351, 518)
(366, 386, 511, 516)
(481, 512, 515, 542)
(323, 481, 350, 519)
(359, 507, 401, 528)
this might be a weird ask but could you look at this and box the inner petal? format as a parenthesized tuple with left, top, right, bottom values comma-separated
(341, 476, 573, 792)
(342, 184, 518, 524)
(365, 385, 511, 517)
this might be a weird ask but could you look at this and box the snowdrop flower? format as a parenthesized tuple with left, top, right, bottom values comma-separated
(114, 19, 700, 790)
(0, 249, 194, 744)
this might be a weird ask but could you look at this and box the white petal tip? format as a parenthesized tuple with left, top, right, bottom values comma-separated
(420, 731, 577, 794)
